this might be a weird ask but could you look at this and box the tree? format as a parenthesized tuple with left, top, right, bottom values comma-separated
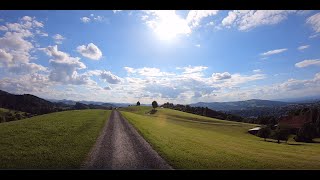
(257, 126, 271, 141)
(152, 101, 158, 110)
(295, 122, 317, 142)
(271, 126, 290, 143)
(136, 101, 140, 106)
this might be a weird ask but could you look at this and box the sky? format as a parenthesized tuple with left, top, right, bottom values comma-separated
(0, 10, 320, 104)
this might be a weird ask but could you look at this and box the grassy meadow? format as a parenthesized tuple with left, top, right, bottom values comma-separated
(0, 109, 111, 169)
(120, 106, 320, 169)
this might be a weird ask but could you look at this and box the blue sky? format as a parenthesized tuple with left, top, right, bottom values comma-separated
(0, 10, 320, 104)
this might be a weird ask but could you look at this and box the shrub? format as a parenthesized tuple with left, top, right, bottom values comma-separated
(257, 126, 271, 141)
(294, 122, 317, 143)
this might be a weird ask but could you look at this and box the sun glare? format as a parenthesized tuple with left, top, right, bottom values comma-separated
(151, 11, 191, 41)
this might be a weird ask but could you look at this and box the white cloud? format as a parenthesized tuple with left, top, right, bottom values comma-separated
(297, 45, 310, 51)
(36, 30, 48, 37)
(261, 48, 287, 56)
(0, 26, 8, 31)
(80, 15, 105, 23)
(306, 12, 320, 33)
(177, 65, 208, 74)
(0, 18, 47, 75)
(195, 44, 200, 48)
(100, 70, 122, 84)
(42, 45, 91, 85)
(186, 10, 219, 28)
(295, 59, 320, 68)
(113, 10, 122, 14)
(124, 67, 175, 77)
(124, 67, 135, 73)
(222, 10, 296, 31)
(212, 72, 232, 80)
(309, 34, 320, 38)
(80, 17, 91, 23)
(52, 34, 65, 44)
(0, 49, 13, 66)
(21, 16, 33, 22)
(77, 43, 102, 60)
(253, 69, 262, 73)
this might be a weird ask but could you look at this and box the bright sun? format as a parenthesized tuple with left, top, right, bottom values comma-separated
(151, 11, 191, 41)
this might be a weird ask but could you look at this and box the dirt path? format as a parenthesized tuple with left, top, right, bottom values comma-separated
(82, 110, 172, 170)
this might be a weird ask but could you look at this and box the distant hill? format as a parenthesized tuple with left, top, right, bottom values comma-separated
(190, 99, 291, 111)
(0, 90, 112, 116)
(0, 89, 64, 115)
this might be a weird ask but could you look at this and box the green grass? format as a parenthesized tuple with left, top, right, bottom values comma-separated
(0, 109, 111, 169)
(120, 106, 320, 169)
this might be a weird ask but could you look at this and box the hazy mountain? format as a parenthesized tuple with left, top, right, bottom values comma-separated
(190, 99, 291, 111)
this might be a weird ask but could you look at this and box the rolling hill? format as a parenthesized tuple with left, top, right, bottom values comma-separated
(120, 106, 320, 169)
(190, 99, 291, 111)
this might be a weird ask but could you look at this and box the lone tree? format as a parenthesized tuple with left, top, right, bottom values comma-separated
(257, 126, 271, 141)
(152, 101, 158, 110)
(136, 101, 140, 106)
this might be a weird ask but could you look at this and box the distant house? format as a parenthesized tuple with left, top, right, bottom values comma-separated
(248, 127, 261, 135)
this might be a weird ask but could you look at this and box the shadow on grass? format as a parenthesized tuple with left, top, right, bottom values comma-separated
(145, 109, 158, 115)
(261, 139, 305, 146)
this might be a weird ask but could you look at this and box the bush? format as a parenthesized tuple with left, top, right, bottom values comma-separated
(294, 122, 317, 143)
(257, 126, 271, 141)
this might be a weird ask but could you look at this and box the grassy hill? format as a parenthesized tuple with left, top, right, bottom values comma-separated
(120, 106, 320, 169)
(0, 108, 32, 123)
(0, 109, 111, 169)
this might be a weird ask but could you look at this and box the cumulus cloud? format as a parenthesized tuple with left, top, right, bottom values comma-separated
(212, 72, 232, 80)
(52, 34, 65, 44)
(0, 73, 51, 95)
(100, 70, 122, 84)
(306, 12, 320, 33)
(80, 17, 90, 23)
(221, 10, 297, 31)
(76, 43, 102, 60)
(0, 49, 13, 66)
(42, 45, 91, 85)
(261, 48, 287, 56)
(0, 17, 47, 74)
(297, 45, 310, 51)
(186, 10, 219, 28)
(295, 59, 320, 68)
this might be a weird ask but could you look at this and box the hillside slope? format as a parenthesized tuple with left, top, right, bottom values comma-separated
(120, 106, 320, 169)
(0, 109, 111, 169)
